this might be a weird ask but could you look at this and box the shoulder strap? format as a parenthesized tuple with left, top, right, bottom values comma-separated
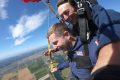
(77, 0, 93, 56)
(78, 14, 89, 56)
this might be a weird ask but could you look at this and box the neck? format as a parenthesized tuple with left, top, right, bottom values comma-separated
(64, 36, 76, 54)
(66, 36, 76, 54)
(70, 36, 76, 47)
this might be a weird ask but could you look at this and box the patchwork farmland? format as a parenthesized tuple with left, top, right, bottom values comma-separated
(0, 51, 69, 80)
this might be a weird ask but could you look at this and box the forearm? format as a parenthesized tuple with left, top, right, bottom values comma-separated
(92, 41, 120, 73)
(57, 61, 69, 70)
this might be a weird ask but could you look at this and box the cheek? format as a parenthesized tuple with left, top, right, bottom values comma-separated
(57, 38, 64, 46)
(57, 40, 63, 46)
(61, 39, 68, 48)
(69, 8, 74, 14)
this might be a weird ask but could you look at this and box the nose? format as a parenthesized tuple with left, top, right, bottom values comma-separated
(63, 14, 72, 23)
(53, 46, 60, 51)
(63, 15, 69, 21)
(53, 45, 58, 49)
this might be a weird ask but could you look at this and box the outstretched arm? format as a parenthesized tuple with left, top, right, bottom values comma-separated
(44, 48, 59, 56)
(57, 61, 69, 71)
(51, 61, 69, 73)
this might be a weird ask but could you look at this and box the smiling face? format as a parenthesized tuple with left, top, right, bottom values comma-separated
(47, 23, 73, 53)
(49, 31, 71, 52)
(58, 2, 78, 24)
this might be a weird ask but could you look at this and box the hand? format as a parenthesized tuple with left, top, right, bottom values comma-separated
(44, 48, 58, 56)
(51, 67, 58, 73)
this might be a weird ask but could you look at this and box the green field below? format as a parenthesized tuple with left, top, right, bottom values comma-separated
(28, 54, 70, 80)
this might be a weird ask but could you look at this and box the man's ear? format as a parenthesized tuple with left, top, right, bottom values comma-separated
(63, 31, 71, 39)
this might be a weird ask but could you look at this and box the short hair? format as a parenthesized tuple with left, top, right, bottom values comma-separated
(57, 0, 77, 8)
(47, 23, 70, 39)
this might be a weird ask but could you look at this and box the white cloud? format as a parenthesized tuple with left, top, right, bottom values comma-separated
(15, 36, 31, 45)
(9, 10, 48, 46)
(0, 0, 8, 20)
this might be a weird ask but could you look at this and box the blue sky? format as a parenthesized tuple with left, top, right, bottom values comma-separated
(0, 0, 120, 61)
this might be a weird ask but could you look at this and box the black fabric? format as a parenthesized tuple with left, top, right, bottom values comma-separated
(78, 14, 90, 57)
(83, 43, 89, 56)
(72, 0, 98, 57)
(77, 5, 91, 70)
(91, 65, 120, 80)
(82, 1, 92, 20)
(86, 0, 98, 6)
(70, 0, 98, 70)
(72, 23, 80, 37)
(77, 0, 90, 57)
(75, 0, 98, 6)
(73, 56, 92, 69)
(78, 14, 88, 43)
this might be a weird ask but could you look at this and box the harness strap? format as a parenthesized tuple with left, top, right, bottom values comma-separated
(78, 14, 89, 56)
